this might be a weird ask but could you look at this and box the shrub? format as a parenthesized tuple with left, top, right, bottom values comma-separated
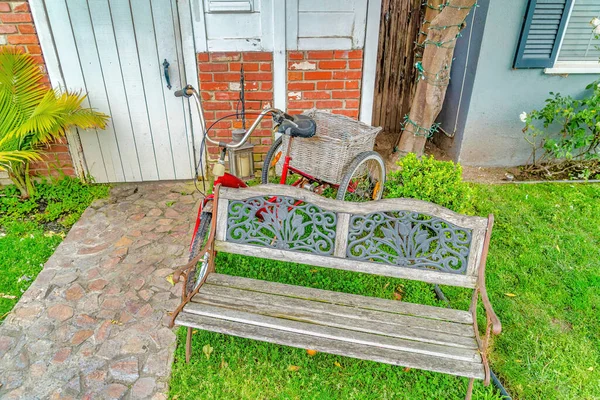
(384, 153, 474, 213)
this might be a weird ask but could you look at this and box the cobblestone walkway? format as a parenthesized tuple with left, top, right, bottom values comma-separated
(0, 182, 201, 399)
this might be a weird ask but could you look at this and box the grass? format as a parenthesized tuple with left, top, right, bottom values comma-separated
(0, 177, 109, 318)
(169, 182, 600, 400)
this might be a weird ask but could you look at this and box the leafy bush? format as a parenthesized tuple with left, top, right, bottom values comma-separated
(521, 79, 600, 165)
(384, 153, 473, 213)
(0, 176, 109, 229)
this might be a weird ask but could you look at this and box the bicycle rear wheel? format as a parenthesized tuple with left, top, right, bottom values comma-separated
(336, 151, 385, 202)
(261, 136, 284, 184)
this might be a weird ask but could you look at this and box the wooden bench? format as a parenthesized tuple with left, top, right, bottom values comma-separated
(169, 184, 501, 399)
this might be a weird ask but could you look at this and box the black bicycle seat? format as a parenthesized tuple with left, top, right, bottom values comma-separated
(278, 114, 316, 138)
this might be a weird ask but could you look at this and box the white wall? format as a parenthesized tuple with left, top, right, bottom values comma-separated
(191, 0, 368, 52)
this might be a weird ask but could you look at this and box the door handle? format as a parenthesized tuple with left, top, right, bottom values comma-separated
(163, 59, 172, 90)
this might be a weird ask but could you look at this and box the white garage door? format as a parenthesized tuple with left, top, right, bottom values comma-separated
(41, 0, 197, 182)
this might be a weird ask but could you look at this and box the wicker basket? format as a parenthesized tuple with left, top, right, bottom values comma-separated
(278, 110, 382, 185)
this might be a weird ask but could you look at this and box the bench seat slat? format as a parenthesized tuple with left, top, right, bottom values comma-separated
(195, 284, 473, 337)
(182, 302, 481, 363)
(175, 312, 486, 380)
(207, 273, 473, 324)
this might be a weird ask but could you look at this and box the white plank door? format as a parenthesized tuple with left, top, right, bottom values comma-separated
(42, 0, 197, 182)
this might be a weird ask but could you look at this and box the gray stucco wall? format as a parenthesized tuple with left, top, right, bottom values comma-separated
(443, 0, 599, 167)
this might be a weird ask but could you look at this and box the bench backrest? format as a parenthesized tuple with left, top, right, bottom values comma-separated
(214, 185, 490, 289)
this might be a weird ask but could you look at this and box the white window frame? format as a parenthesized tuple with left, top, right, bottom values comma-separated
(545, 1, 600, 74)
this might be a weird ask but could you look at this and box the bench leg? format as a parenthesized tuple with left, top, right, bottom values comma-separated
(186, 327, 193, 363)
(465, 378, 474, 400)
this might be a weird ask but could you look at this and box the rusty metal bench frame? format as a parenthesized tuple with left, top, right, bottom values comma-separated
(170, 184, 501, 399)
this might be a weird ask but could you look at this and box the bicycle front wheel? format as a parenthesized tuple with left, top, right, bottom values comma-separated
(186, 211, 212, 295)
(336, 151, 386, 202)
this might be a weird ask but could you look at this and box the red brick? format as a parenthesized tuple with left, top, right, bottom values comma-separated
(348, 60, 363, 69)
(345, 80, 360, 89)
(317, 81, 344, 90)
(215, 111, 236, 119)
(332, 109, 359, 118)
(200, 91, 211, 100)
(246, 92, 272, 101)
(304, 71, 332, 80)
(211, 52, 241, 62)
(203, 102, 233, 110)
(307, 50, 334, 60)
(213, 72, 241, 82)
(288, 100, 315, 109)
(286, 109, 304, 115)
(288, 51, 304, 60)
(210, 120, 231, 129)
(261, 82, 273, 91)
(230, 62, 259, 72)
(214, 91, 240, 100)
(0, 2, 10, 12)
(303, 91, 330, 100)
(332, 90, 360, 99)
(316, 100, 343, 109)
(197, 52, 209, 62)
(288, 82, 315, 91)
(13, 2, 30, 12)
(288, 71, 303, 81)
(17, 24, 35, 34)
(199, 63, 228, 72)
(47, 144, 70, 153)
(0, 13, 31, 23)
(27, 45, 42, 55)
(199, 82, 228, 91)
(242, 52, 272, 61)
(318, 60, 347, 70)
(334, 50, 363, 59)
(244, 101, 266, 110)
(0, 24, 17, 33)
(259, 63, 272, 71)
(243, 81, 259, 90)
(7, 34, 38, 45)
(345, 99, 360, 108)
(333, 71, 362, 80)
(198, 73, 213, 82)
(244, 72, 272, 81)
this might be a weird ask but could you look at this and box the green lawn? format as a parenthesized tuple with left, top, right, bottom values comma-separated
(169, 183, 600, 400)
(0, 177, 109, 319)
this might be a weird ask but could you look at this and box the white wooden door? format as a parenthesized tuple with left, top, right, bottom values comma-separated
(43, 0, 196, 182)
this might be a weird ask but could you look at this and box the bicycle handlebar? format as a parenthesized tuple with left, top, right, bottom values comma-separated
(179, 84, 288, 150)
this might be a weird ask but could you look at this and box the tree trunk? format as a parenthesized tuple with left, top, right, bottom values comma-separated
(397, 0, 476, 157)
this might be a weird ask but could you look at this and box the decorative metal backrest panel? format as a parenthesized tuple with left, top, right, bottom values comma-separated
(347, 211, 472, 275)
(226, 196, 337, 255)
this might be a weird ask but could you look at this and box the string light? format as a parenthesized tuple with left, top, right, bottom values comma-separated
(403, 116, 441, 138)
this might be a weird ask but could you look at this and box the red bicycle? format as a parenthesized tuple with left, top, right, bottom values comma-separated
(175, 84, 385, 293)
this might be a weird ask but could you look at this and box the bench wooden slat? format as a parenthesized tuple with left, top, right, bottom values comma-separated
(214, 241, 478, 288)
(196, 284, 473, 337)
(182, 302, 481, 363)
(207, 273, 472, 324)
(175, 312, 486, 380)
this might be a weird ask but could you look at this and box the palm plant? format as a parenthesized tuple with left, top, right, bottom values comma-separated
(0, 46, 108, 198)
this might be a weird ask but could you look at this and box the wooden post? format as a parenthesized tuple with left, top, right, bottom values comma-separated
(396, 0, 476, 157)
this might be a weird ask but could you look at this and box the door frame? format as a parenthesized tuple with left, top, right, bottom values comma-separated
(29, 0, 201, 180)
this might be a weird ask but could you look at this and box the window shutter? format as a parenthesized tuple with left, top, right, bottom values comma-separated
(557, 1, 600, 61)
(514, 0, 574, 68)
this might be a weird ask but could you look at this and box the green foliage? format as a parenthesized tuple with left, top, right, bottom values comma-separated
(0, 46, 109, 198)
(384, 153, 474, 213)
(522, 79, 600, 165)
(0, 177, 109, 318)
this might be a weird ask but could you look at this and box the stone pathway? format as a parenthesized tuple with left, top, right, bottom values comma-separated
(0, 182, 202, 399)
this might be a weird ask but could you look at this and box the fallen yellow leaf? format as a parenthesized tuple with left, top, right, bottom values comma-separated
(166, 274, 175, 286)
(588, 367, 594, 371)
(306, 349, 317, 357)
(403, 367, 411, 372)
(288, 365, 301, 372)
(505, 293, 517, 297)
(334, 362, 342, 368)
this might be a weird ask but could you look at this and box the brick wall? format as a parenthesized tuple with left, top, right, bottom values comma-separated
(287, 50, 363, 119)
(197, 51, 274, 171)
(0, 0, 75, 179)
